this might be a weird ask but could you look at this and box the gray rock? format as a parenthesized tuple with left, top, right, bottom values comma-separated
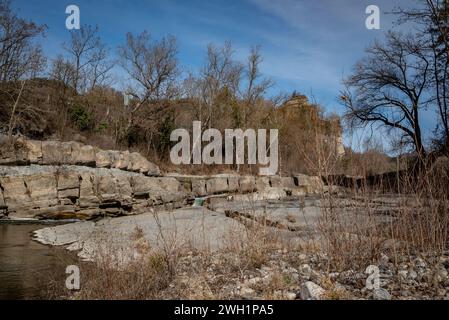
(284, 292, 297, 300)
(239, 176, 256, 193)
(72, 145, 96, 166)
(255, 177, 270, 191)
(227, 176, 240, 192)
(41, 141, 63, 164)
(191, 178, 207, 196)
(373, 288, 391, 300)
(299, 281, 325, 300)
(113, 151, 130, 170)
(96, 150, 113, 168)
(24, 140, 42, 164)
(206, 177, 229, 194)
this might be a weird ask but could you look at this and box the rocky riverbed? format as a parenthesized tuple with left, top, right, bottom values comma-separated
(2, 137, 448, 300)
(30, 193, 449, 300)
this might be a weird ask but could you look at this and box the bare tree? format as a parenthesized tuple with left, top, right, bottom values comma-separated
(50, 55, 76, 89)
(87, 44, 113, 91)
(241, 45, 273, 124)
(394, 0, 449, 151)
(0, 0, 46, 82)
(118, 31, 179, 114)
(6, 79, 24, 141)
(340, 32, 430, 158)
(188, 41, 244, 128)
(64, 25, 112, 92)
(244, 46, 273, 105)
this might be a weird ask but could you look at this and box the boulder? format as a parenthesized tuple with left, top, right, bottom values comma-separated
(255, 177, 270, 191)
(0, 176, 30, 210)
(128, 152, 148, 172)
(0, 187, 6, 208)
(239, 176, 256, 193)
(191, 178, 207, 196)
(95, 150, 114, 168)
(71, 145, 96, 166)
(206, 177, 229, 194)
(281, 177, 296, 188)
(294, 174, 323, 193)
(146, 161, 161, 177)
(127, 152, 160, 176)
(227, 176, 240, 192)
(25, 140, 42, 164)
(253, 187, 287, 201)
(95, 173, 119, 202)
(57, 170, 80, 191)
(299, 281, 325, 300)
(111, 171, 133, 204)
(41, 141, 63, 165)
(23, 173, 57, 202)
(157, 177, 181, 192)
(79, 172, 99, 208)
(129, 175, 161, 195)
(61, 142, 74, 164)
(113, 151, 130, 170)
(269, 176, 283, 188)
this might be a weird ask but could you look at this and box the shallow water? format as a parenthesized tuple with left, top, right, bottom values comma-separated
(0, 223, 73, 300)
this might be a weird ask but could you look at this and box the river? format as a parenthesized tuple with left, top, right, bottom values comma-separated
(0, 222, 76, 300)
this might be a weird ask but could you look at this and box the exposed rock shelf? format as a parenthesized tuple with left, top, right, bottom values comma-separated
(0, 137, 325, 220)
(0, 136, 161, 176)
(0, 164, 324, 220)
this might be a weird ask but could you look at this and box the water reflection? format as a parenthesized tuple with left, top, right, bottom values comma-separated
(0, 224, 73, 300)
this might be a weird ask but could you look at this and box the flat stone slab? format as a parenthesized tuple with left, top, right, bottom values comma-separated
(33, 207, 247, 262)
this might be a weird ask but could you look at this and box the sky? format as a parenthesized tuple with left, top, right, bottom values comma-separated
(11, 0, 435, 151)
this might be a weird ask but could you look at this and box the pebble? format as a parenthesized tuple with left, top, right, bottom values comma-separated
(373, 288, 391, 300)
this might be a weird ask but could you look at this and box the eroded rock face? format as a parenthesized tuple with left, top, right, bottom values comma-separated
(294, 174, 323, 194)
(1, 136, 161, 177)
(206, 177, 229, 194)
(0, 165, 185, 220)
(191, 178, 207, 196)
(0, 137, 326, 220)
(239, 176, 256, 193)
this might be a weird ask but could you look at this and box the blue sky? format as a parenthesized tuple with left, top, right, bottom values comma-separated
(11, 0, 435, 151)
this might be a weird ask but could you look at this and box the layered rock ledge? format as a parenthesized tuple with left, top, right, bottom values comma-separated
(0, 164, 324, 220)
(0, 136, 161, 176)
(0, 137, 325, 220)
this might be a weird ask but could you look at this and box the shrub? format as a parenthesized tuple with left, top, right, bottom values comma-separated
(69, 104, 93, 131)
